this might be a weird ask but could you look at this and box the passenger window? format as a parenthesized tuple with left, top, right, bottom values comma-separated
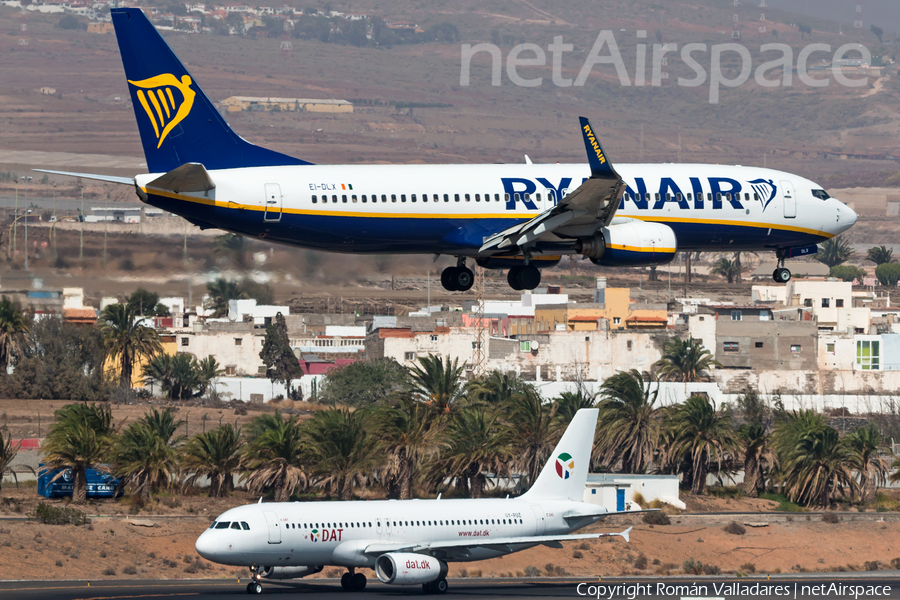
(464, 194, 470, 202)
(361, 195, 367, 203)
(401, 194, 406, 202)
(411, 194, 416, 202)
(755, 193, 760, 201)
(351, 195, 357, 203)
(708, 193, 713, 201)
(475, 194, 480, 202)
(549, 190, 556, 202)
(514, 193, 521, 202)
(745, 193, 750, 201)
(433, 194, 439, 202)
(536, 193, 541, 201)
(312, 195, 317, 204)
(687, 193, 692, 201)
(391, 194, 397, 203)
(524, 193, 530, 201)
(716, 193, 722, 201)
(215, 522, 230, 529)
(443, 194, 449, 202)
(454, 194, 460, 202)
(676, 193, 682, 201)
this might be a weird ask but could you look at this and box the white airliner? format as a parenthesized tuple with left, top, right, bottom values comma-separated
(194, 409, 632, 595)
(39, 9, 857, 292)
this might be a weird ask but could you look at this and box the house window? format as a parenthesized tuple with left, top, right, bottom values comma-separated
(257, 366, 267, 375)
(804, 299, 813, 307)
(791, 345, 802, 354)
(613, 317, 621, 325)
(627, 341, 633, 351)
(731, 311, 742, 321)
(822, 298, 830, 308)
(404, 352, 416, 361)
(234, 338, 243, 346)
(856, 340, 880, 370)
(430, 335, 438, 341)
(225, 366, 236, 376)
(826, 343, 835, 354)
(472, 342, 481, 350)
(519, 341, 531, 352)
(836, 299, 844, 308)
(723, 342, 739, 353)
(181, 337, 189, 347)
(755, 342, 764, 348)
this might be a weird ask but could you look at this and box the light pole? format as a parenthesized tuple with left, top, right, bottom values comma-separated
(24, 209, 31, 271)
(79, 185, 84, 261)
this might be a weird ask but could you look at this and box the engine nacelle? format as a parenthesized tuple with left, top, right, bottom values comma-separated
(579, 221, 677, 267)
(375, 553, 448, 586)
(260, 565, 323, 580)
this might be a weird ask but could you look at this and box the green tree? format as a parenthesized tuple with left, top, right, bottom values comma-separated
(240, 279, 275, 304)
(829, 265, 867, 283)
(428, 407, 512, 498)
(711, 256, 742, 284)
(816, 237, 855, 268)
(318, 358, 410, 406)
(553, 388, 598, 426)
(126, 289, 169, 317)
(213, 233, 249, 270)
(866, 245, 894, 266)
(244, 414, 308, 501)
(875, 263, 900, 286)
(0, 296, 29, 370)
(737, 423, 769, 498)
(871, 25, 884, 42)
(206, 279, 246, 318)
(845, 424, 889, 504)
(259, 313, 302, 395)
(466, 371, 529, 407)
(0, 430, 22, 497)
(655, 337, 720, 383)
(304, 408, 376, 500)
(667, 395, 740, 495)
(195, 355, 223, 398)
(142, 353, 201, 400)
(41, 403, 115, 505)
(113, 408, 183, 500)
(369, 395, 433, 499)
(504, 386, 558, 487)
(595, 369, 661, 473)
(181, 424, 243, 497)
(100, 303, 161, 389)
(779, 420, 854, 507)
(409, 354, 466, 414)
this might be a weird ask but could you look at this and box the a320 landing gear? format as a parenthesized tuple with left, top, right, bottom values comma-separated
(246, 581, 262, 595)
(423, 578, 449, 594)
(772, 251, 792, 283)
(340, 570, 367, 591)
(441, 259, 474, 292)
(507, 264, 541, 291)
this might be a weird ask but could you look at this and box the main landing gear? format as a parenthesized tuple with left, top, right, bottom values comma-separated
(773, 250, 792, 283)
(340, 569, 367, 591)
(441, 259, 475, 292)
(508, 264, 541, 291)
(423, 578, 449, 594)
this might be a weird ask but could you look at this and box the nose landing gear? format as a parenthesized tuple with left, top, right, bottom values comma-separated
(340, 569, 367, 591)
(773, 250, 792, 283)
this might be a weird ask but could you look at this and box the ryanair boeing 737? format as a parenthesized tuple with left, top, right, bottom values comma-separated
(40, 9, 857, 291)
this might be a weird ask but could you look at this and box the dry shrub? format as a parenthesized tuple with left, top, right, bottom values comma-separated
(822, 512, 840, 524)
(642, 511, 670, 526)
(632, 492, 646, 507)
(634, 554, 648, 570)
(724, 521, 746, 535)
(740, 563, 756, 574)
(865, 561, 879, 571)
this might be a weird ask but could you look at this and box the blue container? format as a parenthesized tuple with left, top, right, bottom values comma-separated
(37, 464, 123, 498)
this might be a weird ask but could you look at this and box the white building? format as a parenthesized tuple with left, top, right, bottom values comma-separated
(583, 474, 683, 512)
(226, 298, 289, 325)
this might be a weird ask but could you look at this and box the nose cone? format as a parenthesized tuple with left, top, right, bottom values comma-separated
(195, 531, 217, 561)
(837, 200, 858, 233)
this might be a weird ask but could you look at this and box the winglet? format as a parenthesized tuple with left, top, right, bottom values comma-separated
(621, 526, 632, 544)
(578, 117, 616, 179)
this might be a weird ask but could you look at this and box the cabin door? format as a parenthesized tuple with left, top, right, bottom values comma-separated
(781, 180, 796, 219)
(264, 183, 282, 222)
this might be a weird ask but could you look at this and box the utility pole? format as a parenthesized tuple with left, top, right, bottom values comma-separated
(471, 266, 486, 377)
(13, 177, 18, 256)
(22, 176, 31, 270)
(79, 185, 84, 260)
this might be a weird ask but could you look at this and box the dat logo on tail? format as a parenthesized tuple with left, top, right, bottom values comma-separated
(128, 74, 196, 148)
(555, 452, 575, 479)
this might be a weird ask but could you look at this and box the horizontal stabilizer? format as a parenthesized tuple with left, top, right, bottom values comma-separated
(32, 169, 134, 186)
(147, 162, 215, 193)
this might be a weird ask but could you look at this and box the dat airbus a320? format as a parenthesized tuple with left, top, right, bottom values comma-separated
(40, 8, 857, 292)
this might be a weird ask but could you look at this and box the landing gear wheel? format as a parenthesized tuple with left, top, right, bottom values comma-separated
(352, 573, 367, 590)
(340, 572, 353, 591)
(434, 578, 449, 594)
(773, 267, 791, 283)
(508, 265, 541, 291)
(247, 582, 262, 595)
(441, 267, 459, 291)
(453, 267, 474, 292)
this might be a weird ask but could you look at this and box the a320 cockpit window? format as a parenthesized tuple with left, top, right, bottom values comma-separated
(812, 189, 830, 201)
(215, 521, 231, 529)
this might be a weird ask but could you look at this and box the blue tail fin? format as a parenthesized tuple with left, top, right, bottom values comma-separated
(110, 8, 311, 173)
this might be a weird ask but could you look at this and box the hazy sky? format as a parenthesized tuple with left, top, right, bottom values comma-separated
(765, 0, 899, 36)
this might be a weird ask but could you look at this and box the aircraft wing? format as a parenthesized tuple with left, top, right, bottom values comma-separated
(32, 169, 135, 186)
(479, 117, 625, 254)
(362, 527, 631, 557)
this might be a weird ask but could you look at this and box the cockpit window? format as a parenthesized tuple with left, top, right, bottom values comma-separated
(812, 189, 830, 201)
(241, 522, 250, 530)
(209, 521, 217, 529)
(215, 521, 231, 529)
(230, 522, 241, 530)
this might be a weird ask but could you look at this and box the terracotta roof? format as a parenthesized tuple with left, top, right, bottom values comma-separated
(63, 308, 97, 322)
(626, 316, 667, 323)
(568, 316, 602, 322)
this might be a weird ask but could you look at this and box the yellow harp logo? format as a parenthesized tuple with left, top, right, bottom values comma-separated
(128, 74, 196, 148)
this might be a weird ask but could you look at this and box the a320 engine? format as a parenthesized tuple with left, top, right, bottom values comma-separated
(578, 221, 678, 267)
(375, 553, 448, 585)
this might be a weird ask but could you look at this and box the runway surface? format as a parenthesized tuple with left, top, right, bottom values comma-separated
(3, 576, 900, 600)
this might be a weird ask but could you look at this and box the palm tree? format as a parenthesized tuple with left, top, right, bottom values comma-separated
(778, 420, 855, 507)
(243, 414, 308, 501)
(504, 386, 558, 488)
(409, 354, 466, 414)
(304, 408, 376, 500)
(655, 337, 720, 383)
(101, 303, 161, 389)
(143, 354, 202, 400)
(845, 424, 889, 505)
(816, 236, 855, 268)
(0, 296, 29, 371)
(370, 395, 433, 499)
(213, 233, 250, 270)
(206, 279, 245, 318)
(0, 430, 22, 497)
(41, 403, 115, 505)
(595, 369, 661, 474)
(866, 245, 895, 266)
(113, 420, 179, 501)
(466, 371, 528, 407)
(553, 388, 598, 426)
(181, 424, 243, 497)
(667, 395, 740, 495)
(737, 423, 770, 498)
(711, 256, 741, 284)
(429, 407, 512, 498)
(195, 355, 224, 398)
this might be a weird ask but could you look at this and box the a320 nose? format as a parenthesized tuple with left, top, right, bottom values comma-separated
(195, 531, 217, 560)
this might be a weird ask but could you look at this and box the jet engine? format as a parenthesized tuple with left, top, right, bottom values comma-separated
(578, 221, 677, 267)
(375, 553, 448, 585)
(260, 565, 323, 580)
